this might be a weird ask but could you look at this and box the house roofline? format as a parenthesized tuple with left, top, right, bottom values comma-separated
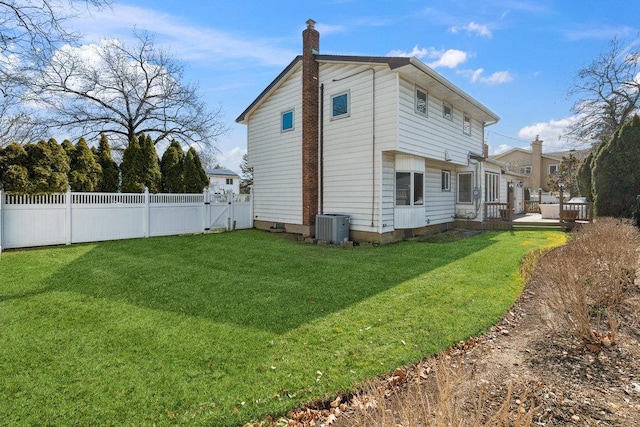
(236, 54, 499, 125)
(405, 57, 499, 124)
(236, 56, 303, 124)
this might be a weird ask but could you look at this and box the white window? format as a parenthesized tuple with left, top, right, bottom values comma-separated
(463, 113, 471, 135)
(443, 102, 453, 120)
(396, 172, 424, 206)
(441, 170, 450, 191)
(485, 172, 500, 202)
(415, 86, 428, 116)
(520, 165, 532, 174)
(281, 109, 294, 132)
(549, 164, 559, 174)
(457, 172, 473, 203)
(331, 91, 350, 119)
(225, 178, 233, 185)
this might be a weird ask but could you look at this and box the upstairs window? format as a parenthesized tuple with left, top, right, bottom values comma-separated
(415, 86, 428, 116)
(331, 91, 350, 119)
(549, 164, 559, 174)
(520, 165, 532, 174)
(225, 178, 233, 185)
(281, 109, 294, 132)
(441, 170, 451, 191)
(463, 113, 471, 135)
(443, 102, 453, 120)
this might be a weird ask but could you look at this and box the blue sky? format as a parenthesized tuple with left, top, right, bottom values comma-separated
(68, 0, 640, 173)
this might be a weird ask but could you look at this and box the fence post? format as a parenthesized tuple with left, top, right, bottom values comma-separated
(66, 186, 72, 245)
(249, 187, 254, 229)
(0, 189, 3, 255)
(144, 187, 150, 238)
(203, 189, 210, 232)
(227, 191, 233, 231)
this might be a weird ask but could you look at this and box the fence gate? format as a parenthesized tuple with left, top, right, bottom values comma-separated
(207, 193, 253, 231)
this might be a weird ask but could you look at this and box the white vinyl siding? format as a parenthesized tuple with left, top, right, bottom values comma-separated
(320, 63, 397, 233)
(395, 77, 485, 165)
(246, 64, 303, 224)
(424, 160, 456, 225)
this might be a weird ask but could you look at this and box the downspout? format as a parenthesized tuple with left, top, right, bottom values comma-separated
(320, 83, 324, 214)
(370, 68, 376, 228)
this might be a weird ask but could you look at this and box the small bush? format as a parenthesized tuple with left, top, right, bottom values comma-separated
(535, 218, 639, 346)
(344, 357, 534, 427)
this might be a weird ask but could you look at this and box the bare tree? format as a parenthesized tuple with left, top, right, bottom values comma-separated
(0, 0, 108, 145)
(30, 31, 227, 149)
(566, 36, 640, 145)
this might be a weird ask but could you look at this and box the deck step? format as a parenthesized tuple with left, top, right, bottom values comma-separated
(512, 222, 565, 231)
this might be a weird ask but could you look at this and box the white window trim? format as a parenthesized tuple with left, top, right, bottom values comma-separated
(331, 90, 350, 120)
(415, 85, 428, 117)
(443, 102, 453, 121)
(441, 170, 451, 191)
(549, 164, 559, 174)
(520, 165, 532, 175)
(395, 171, 425, 207)
(281, 108, 294, 133)
(463, 113, 471, 136)
(485, 172, 500, 202)
(457, 172, 474, 204)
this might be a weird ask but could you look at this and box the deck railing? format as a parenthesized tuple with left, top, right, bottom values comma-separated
(524, 200, 540, 213)
(484, 202, 512, 221)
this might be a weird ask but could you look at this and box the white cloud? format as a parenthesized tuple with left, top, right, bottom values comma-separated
(428, 49, 468, 68)
(387, 45, 468, 68)
(71, 4, 297, 68)
(216, 146, 246, 174)
(517, 116, 583, 150)
(458, 68, 513, 85)
(449, 21, 492, 38)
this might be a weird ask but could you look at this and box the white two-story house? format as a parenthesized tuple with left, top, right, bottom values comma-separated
(237, 20, 502, 243)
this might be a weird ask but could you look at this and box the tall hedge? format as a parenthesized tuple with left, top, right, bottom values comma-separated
(96, 134, 119, 192)
(69, 137, 102, 192)
(160, 140, 184, 193)
(120, 135, 145, 193)
(140, 133, 161, 193)
(25, 138, 70, 193)
(577, 151, 593, 201)
(183, 147, 209, 193)
(592, 115, 640, 218)
(0, 143, 30, 192)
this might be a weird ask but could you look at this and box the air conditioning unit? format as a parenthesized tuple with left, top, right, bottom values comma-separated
(315, 214, 350, 244)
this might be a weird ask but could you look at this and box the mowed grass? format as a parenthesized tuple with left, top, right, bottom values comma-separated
(0, 229, 565, 426)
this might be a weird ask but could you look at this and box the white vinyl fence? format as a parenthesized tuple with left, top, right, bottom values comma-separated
(0, 188, 252, 252)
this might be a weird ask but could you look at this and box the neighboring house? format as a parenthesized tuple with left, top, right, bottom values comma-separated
(490, 137, 591, 192)
(237, 19, 506, 243)
(207, 168, 240, 194)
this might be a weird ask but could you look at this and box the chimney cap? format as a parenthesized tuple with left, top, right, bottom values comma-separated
(306, 19, 316, 29)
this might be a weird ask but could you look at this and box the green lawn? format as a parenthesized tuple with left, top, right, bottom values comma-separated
(0, 229, 565, 426)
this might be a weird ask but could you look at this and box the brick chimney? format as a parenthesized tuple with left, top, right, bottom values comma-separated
(531, 136, 543, 190)
(301, 19, 319, 234)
